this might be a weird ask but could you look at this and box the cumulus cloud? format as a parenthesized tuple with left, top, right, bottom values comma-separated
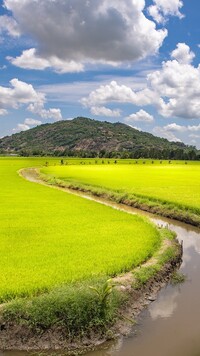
(128, 125, 142, 131)
(0, 78, 44, 110)
(13, 123, 30, 132)
(0, 78, 62, 121)
(171, 43, 195, 64)
(81, 80, 159, 108)
(152, 126, 182, 142)
(0, 15, 21, 37)
(28, 103, 62, 121)
(148, 0, 184, 23)
(0, 109, 8, 116)
(13, 118, 42, 133)
(163, 123, 186, 132)
(90, 106, 121, 117)
(82, 81, 137, 107)
(153, 122, 200, 146)
(125, 109, 154, 123)
(164, 123, 200, 132)
(24, 118, 42, 126)
(146, 43, 200, 119)
(82, 43, 200, 121)
(5, 0, 167, 71)
(8, 48, 84, 74)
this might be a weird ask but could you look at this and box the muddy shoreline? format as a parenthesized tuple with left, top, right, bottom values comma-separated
(0, 168, 182, 353)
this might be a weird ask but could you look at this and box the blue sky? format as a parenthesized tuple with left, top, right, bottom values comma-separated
(0, 0, 200, 148)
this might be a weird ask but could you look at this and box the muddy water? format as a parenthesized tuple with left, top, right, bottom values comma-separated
(1, 193, 200, 356)
(87, 219, 200, 356)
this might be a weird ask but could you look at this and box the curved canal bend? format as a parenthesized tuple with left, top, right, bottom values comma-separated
(1, 172, 200, 356)
(86, 211, 200, 356)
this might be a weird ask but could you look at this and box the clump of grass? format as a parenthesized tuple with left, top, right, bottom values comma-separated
(132, 265, 160, 289)
(89, 279, 116, 317)
(132, 228, 181, 290)
(2, 278, 123, 338)
(171, 271, 186, 285)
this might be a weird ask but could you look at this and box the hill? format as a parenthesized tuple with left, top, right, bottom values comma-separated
(0, 117, 199, 159)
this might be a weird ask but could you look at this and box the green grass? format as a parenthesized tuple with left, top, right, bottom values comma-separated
(132, 228, 179, 289)
(2, 228, 178, 337)
(2, 277, 123, 337)
(41, 162, 200, 217)
(171, 271, 186, 285)
(0, 157, 162, 302)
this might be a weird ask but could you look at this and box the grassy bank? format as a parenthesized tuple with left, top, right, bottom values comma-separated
(40, 163, 200, 226)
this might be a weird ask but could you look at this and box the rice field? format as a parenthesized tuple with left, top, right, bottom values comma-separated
(0, 157, 161, 302)
(42, 161, 200, 215)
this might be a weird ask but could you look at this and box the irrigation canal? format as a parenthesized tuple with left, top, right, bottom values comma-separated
(1, 185, 200, 356)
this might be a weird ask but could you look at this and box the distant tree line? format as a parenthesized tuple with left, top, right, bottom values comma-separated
(12, 146, 200, 160)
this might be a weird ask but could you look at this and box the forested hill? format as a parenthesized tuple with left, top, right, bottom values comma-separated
(0, 117, 199, 159)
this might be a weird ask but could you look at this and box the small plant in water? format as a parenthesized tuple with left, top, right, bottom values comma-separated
(171, 271, 186, 285)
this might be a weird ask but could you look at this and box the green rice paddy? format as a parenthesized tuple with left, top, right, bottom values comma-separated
(42, 161, 200, 215)
(0, 157, 162, 302)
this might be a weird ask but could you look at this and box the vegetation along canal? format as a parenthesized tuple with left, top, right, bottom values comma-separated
(1, 182, 200, 356)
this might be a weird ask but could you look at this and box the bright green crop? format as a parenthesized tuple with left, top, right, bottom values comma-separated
(0, 157, 161, 302)
(43, 162, 200, 214)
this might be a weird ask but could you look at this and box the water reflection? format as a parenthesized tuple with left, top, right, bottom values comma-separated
(149, 288, 179, 320)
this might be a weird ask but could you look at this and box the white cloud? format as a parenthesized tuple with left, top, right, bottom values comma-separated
(81, 80, 159, 108)
(125, 109, 154, 123)
(148, 5, 164, 24)
(82, 81, 137, 107)
(0, 78, 62, 121)
(127, 124, 142, 131)
(5, 0, 167, 71)
(0, 78, 44, 110)
(148, 0, 184, 23)
(90, 106, 121, 117)
(13, 118, 42, 133)
(13, 123, 30, 132)
(164, 123, 200, 132)
(153, 122, 200, 146)
(24, 118, 42, 126)
(0, 109, 8, 116)
(0, 15, 21, 37)
(189, 134, 200, 139)
(146, 43, 200, 119)
(188, 124, 200, 132)
(82, 43, 200, 121)
(28, 103, 62, 121)
(171, 43, 195, 64)
(8, 48, 84, 73)
(163, 123, 186, 132)
(152, 126, 182, 142)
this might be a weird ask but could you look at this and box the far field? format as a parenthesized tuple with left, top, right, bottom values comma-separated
(41, 160, 200, 216)
(0, 157, 161, 302)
